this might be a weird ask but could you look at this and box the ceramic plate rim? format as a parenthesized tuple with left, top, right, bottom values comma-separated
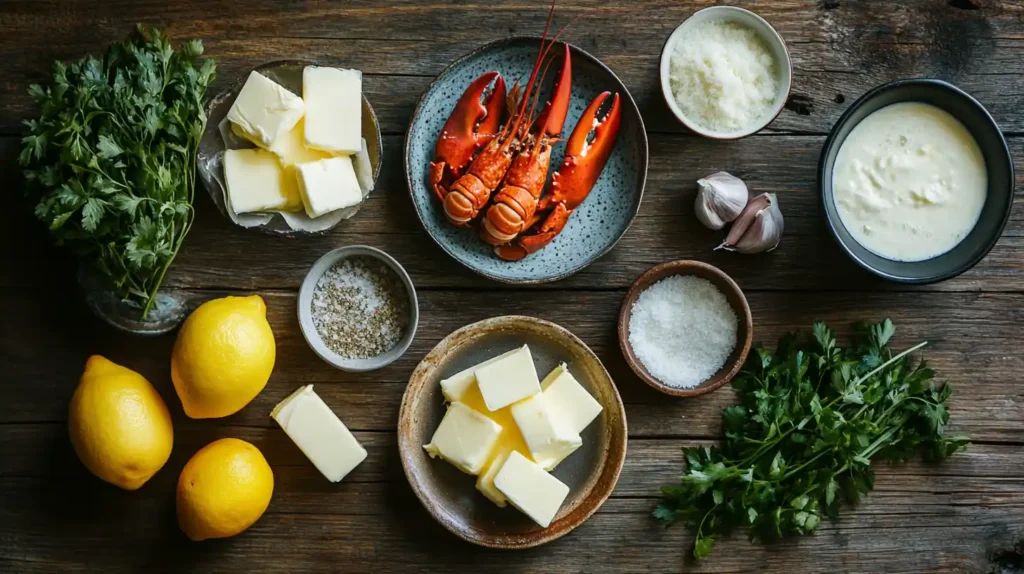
(397, 315, 628, 548)
(404, 37, 648, 284)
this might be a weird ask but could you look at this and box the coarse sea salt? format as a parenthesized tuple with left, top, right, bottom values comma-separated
(628, 275, 738, 389)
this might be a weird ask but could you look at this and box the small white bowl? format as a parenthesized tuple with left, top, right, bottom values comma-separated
(659, 6, 792, 139)
(298, 245, 419, 372)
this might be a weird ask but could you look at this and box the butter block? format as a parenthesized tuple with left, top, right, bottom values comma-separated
(227, 71, 305, 148)
(268, 119, 334, 167)
(295, 156, 363, 218)
(271, 385, 367, 482)
(476, 449, 511, 507)
(424, 402, 502, 475)
(303, 66, 362, 154)
(510, 392, 582, 470)
(475, 345, 541, 411)
(494, 450, 570, 528)
(223, 148, 299, 213)
(440, 347, 522, 403)
(541, 364, 603, 434)
(353, 138, 375, 193)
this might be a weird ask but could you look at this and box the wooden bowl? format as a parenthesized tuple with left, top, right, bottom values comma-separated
(398, 316, 627, 548)
(617, 260, 753, 398)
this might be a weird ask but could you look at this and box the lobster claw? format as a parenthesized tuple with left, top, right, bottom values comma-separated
(494, 92, 621, 262)
(534, 44, 573, 138)
(429, 71, 506, 200)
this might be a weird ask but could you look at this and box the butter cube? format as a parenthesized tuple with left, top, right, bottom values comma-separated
(424, 402, 502, 475)
(510, 393, 582, 470)
(475, 345, 541, 411)
(295, 156, 363, 218)
(271, 385, 367, 482)
(440, 347, 522, 403)
(268, 119, 334, 167)
(494, 450, 570, 528)
(476, 450, 511, 507)
(303, 66, 362, 154)
(223, 148, 300, 213)
(541, 364, 603, 434)
(227, 71, 305, 148)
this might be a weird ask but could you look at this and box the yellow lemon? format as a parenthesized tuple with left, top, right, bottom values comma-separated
(68, 355, 173, 490)
(171, 295, 276, 419)
(177, 438, 274, 541)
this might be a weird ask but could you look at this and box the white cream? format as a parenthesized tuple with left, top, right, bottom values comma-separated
(833, 102, 987, 262)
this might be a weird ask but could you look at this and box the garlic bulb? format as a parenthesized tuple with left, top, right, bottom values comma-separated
(694, 172, 749, 230)
(716, 193, 784, 254)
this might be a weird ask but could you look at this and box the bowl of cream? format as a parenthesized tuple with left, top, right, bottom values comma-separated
(819, 79, 1014, 283)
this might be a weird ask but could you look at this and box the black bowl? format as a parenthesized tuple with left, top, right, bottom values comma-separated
(818, 79, 1014, 283)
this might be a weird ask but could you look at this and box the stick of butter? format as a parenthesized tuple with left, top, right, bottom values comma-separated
(541, 363, 603, 434)
(223, 148, 300, 213)
(268, 119, 333, 167)
(295, 156, 363, 218)
(475, 449, 511, 507)
(439, 347, 522, 403)
(423, 402, 502, 475)
(510, 392, 582, 470)
(493, 450, 570, 528)
(475, 345, 541, 411)
(226, 71, 305, 148)
(302, 66, 362, 154)
(271, 385, 367, 483)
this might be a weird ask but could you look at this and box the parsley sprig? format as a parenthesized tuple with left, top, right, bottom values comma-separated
(655, 319, 969, 560)
(20, 26, 215, 316)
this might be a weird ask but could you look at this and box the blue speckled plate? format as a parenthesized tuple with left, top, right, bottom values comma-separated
(405, 37, 648, 284)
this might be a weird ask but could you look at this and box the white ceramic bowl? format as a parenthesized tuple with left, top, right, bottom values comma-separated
(298, 245, 419, 371)
(659, 6, 792, 139)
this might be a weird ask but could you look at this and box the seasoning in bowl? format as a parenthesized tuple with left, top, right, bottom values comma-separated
(311, 256, 410, 359)
(667, 19, 779, 134)
(627, 275, 738, 389)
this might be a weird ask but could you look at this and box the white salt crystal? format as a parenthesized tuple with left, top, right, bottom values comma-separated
(628, 275, 738, 389)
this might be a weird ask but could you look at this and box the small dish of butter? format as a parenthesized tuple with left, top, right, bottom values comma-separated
(197, 60, 383, 236)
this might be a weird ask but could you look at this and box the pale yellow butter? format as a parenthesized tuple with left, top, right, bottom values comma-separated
(271, 385, 367, 483)
(475, 449, 511, 507)
(424, 402, 502, 475)
(303, 66, 362, 154)
(475, 345, 541, 411)
(541, 364, 603, 434)
(493, 450, 570, 528)
(226, 71, 304, 148)
(223, 148, 299, 213)
(268, 119, 334, 167)
(295, 156, 363, 218)
(510, 392, 582, 470)
(439, 347, 522, 403)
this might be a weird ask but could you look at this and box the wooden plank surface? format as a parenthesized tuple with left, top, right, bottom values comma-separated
(2, 1, 1023, 572)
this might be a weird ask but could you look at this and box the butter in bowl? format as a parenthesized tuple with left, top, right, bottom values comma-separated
(197, 60, 382, 235)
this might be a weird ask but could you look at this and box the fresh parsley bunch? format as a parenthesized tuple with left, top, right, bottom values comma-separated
(655, 319, 968, 560)
(20, 26, 215, 316)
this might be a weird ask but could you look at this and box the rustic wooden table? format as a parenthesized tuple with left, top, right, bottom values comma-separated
(2, 1, 1023, 572)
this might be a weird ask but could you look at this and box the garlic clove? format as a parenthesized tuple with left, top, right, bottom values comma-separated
(716, 193, 784, 254)
(694, 172, 749, 230)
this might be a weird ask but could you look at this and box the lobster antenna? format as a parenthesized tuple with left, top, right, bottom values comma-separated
(526, 14, 581, 151)
(506, 0, 559, 136)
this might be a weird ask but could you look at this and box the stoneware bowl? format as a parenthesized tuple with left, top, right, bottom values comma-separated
(659, 6, 792, 139)
(399, 315, 627, 548)
(617, 260, 753, 398)
(197, 59, 383, 236)
(405, 37, 648, 284)
(819, 79, 1014, 283)
(297, 245, 418, 371)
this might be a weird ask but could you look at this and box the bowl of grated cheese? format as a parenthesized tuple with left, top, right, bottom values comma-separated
(659, 6, 792, 139)
(617, 260, 753, 398)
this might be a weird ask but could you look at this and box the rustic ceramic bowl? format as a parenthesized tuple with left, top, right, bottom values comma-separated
(197, 59, 383, 236)
(297, 245, 418, 372)
(659, 6, 792, 139)
(819, 79, 1014, 283)
(405, 37, 648, 284)
(399, 315, 627, 548)
(617, 260, 753, 398)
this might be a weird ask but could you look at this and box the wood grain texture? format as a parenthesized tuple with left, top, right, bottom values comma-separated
(2, 0, 1023, 572)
